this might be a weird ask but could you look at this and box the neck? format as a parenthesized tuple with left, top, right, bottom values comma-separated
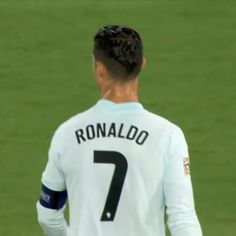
(100, 78, 139, 103)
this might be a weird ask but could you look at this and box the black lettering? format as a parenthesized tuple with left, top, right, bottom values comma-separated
(117, 123, 125, 138)
(75, 129, 86, 144)
(108, 123, 116, 137)
(136, 131, 149, 145)
(86, 125, 95, 140)
(126, 125, 138, 140)
(97, 123, 106, 138)
(75, 123, 148, 146)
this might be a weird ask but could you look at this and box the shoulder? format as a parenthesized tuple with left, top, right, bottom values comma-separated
(141, 108, 188, 152)
(56, 106, 95, 133)
(51, 106, 96, 145)
(141, 108, 183, 134)
(142, 109, 188, 161)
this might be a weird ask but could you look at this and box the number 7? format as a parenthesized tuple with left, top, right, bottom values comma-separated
(94, 151, 128, 221)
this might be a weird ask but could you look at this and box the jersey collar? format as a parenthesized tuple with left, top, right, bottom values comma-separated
(95, 99, 144, 113)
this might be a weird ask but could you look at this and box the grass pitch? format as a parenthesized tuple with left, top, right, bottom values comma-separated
(0, 1, 235, 235)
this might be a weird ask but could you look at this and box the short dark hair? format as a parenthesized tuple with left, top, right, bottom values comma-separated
(93, 25, 143, 81)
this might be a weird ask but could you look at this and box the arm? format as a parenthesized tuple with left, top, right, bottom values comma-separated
(36, 128, 69, 236)
(163, 128, 202, 236)
(36, 201, 69, 236)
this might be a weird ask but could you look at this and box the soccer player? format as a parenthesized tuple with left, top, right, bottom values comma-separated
(36, 25, 202, 236)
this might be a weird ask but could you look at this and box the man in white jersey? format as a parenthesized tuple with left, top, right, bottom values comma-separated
(36, 25, 202, 236)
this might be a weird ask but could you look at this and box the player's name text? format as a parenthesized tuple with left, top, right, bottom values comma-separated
(75, 122, 149, 145)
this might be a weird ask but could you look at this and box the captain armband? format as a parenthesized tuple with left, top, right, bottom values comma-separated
(39, 184, 67, 210)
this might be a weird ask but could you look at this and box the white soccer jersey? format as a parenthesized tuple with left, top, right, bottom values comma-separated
(37, 99, 202, 236)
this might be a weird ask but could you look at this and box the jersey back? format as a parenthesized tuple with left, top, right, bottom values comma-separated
(42, 99, 189, 236)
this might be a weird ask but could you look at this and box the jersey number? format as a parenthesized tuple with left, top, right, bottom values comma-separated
(94, 151, 128, 221)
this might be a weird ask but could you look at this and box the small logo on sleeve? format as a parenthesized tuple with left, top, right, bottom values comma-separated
(40, 190, 51, 203)
(183, 158, 191, 176)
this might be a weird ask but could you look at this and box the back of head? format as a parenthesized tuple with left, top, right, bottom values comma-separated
(93, 25, 143, 81)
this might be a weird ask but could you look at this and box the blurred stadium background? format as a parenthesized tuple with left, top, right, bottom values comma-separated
(0, 0, 235, 235)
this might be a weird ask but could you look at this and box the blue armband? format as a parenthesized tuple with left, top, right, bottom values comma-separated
(39, 184, 67, 210)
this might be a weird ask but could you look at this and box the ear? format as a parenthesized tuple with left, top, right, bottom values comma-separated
(95, 61, 105, 79)
(141, 57, 146, 70)
(95, 61, 110, 82)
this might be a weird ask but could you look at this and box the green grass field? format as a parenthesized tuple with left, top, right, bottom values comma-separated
(0, 1, 236, 235)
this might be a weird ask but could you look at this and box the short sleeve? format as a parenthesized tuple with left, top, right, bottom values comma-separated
(41, 128, 66, 191)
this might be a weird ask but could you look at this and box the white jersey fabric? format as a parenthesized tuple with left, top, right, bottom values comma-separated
(37, 99, 202, 236)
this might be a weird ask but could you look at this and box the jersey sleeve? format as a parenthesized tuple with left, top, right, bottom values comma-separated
(41, 128, 66, 191)
(36, 202, 69, 236)
(163, 127, 202, 236)
(37, 128, 69, 235)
